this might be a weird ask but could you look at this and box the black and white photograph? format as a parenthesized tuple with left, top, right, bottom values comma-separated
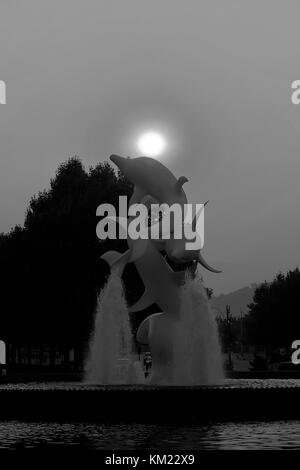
(0, 0, 300, 458)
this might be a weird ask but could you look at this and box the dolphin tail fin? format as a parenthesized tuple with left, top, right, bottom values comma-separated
(197, 252, 222, 273)
(101, 239, 149, 276)
(136, 317, 150, 345)
(191, 200, 209, 230)
(136, 312, 164, 345)
(129, 289, 154, 313)
(101, 250, 131, 276)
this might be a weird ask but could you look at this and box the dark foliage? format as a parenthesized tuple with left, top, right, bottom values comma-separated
(246, 268, 300, 350)
(0, 157, 137, 353)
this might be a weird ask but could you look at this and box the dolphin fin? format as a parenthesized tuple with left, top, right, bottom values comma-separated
(175, 176, 188, 193)
(198, 252, 222, 273)
(129, 289, 154, 313)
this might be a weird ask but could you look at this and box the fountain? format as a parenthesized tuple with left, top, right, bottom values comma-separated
(85, 272, 134, 384)
(85, 155, 223, 385)
(0, 155, 299, 425)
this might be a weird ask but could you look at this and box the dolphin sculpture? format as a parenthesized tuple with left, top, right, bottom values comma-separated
(109, 154, 221, 273)
(163, 202, 221, 272)
(110, 154, 188, 209)
(100, 154, 222, 384)
(101, 236, 195, 385)
(102, 238, 185, 315)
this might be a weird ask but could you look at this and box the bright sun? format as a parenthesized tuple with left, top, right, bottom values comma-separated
(137, 131, 166, 157)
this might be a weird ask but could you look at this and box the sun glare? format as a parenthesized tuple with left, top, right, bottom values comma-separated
(137, 131, 166, 157)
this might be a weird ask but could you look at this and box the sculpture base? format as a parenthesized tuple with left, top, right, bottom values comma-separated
(0, 383, 299, 422)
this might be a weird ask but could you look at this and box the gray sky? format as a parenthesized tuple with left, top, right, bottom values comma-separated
(0, 0, 299, 294)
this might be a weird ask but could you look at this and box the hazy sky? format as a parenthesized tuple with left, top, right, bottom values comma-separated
(0, 0, 299, 294)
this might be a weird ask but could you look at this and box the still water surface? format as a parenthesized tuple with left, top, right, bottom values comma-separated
(0, 379, 299, 450)
(0, 419, 299, 450)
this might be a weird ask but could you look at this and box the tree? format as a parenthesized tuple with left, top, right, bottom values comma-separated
(0, 157, 136, 361)
(246, 268, 300, 352)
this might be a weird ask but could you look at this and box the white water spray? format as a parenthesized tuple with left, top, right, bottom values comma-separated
(85, 272, 136, 384)
(171, 273, 224, 385)
(85, 270, 223, 386)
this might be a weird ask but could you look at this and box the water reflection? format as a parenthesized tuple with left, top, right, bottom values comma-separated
(0, 420, 300, 450)
(0, 379, 300, 449)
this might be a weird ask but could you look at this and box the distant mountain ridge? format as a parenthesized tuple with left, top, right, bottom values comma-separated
(211, 284, 257, 318)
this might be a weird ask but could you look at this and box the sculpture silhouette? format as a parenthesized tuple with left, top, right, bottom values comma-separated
(101, 154, 221, 384)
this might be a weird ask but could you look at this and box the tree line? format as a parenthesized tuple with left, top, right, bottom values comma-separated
(0, 156, 299, 366)
(0, 157, 142, 365)
(217, 268, 300, 361)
